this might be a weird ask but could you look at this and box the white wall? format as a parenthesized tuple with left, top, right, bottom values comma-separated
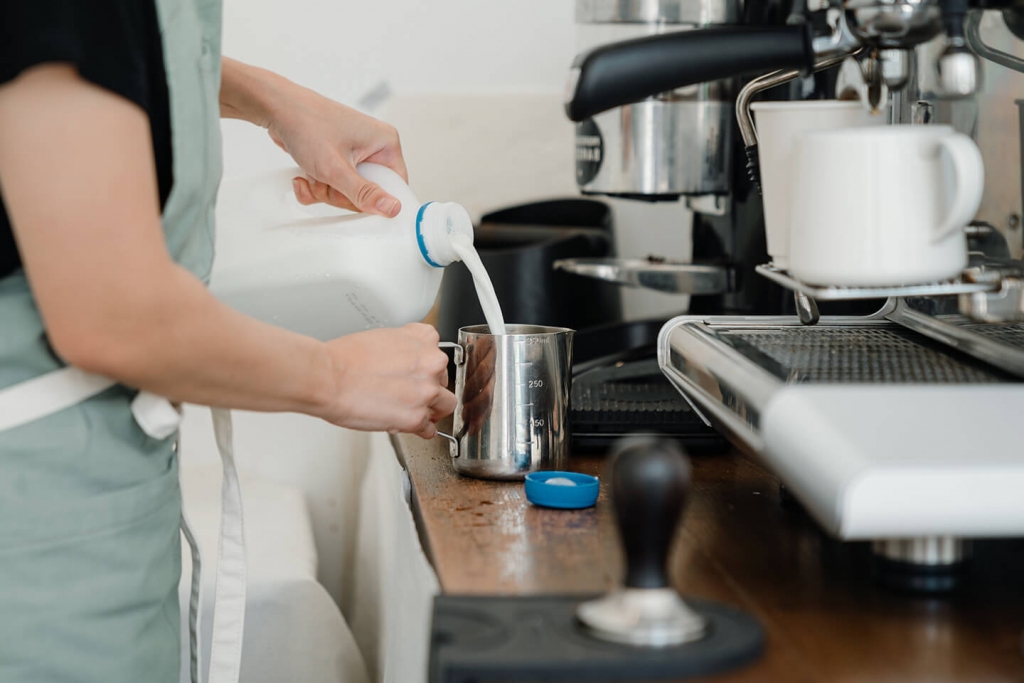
(221, 0, 576, 101)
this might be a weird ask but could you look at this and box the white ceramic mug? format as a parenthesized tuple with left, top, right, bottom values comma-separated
(751, 101, 886, 269)
(788, 125, 984, 287)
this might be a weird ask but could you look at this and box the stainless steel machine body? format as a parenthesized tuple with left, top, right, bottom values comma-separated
(574, 0, 738, 199)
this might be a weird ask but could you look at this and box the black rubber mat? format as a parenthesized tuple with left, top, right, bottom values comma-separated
(428, 594, 764, 682)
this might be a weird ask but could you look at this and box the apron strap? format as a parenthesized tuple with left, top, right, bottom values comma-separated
(180, 488, 206, 683)
(206, 408, 247, 683)
(0, 367, 113, 431)
(175, 408, 247, 683)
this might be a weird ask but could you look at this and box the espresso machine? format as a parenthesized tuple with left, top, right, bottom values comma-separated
(559, 0, 1024, 590)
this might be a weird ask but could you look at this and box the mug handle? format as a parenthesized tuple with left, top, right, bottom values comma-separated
(933, 133, 985, 243)
(436, 342, 464, 458)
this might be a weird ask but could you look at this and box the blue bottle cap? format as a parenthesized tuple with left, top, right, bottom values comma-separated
(524, 471, 600, 509)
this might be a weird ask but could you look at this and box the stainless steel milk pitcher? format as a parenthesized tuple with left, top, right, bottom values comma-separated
(438, 325, 574, 480)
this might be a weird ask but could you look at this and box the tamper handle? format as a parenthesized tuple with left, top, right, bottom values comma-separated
(610, 438, 691, 590)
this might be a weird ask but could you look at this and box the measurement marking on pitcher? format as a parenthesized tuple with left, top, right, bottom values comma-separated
(517, 402, 543, 430)
(515, 351, 546, 444)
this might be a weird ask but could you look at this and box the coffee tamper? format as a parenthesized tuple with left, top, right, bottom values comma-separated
(577, 438, 706, 647)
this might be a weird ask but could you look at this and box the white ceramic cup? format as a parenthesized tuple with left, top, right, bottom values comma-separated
(752, 101, 886, 270)
(788, 124, 984, 287)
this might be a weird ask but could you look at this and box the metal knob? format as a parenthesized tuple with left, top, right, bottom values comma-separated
(879, 48, 912, 89)
(577, 438, 707, 647)
(938, 42, 982, 97)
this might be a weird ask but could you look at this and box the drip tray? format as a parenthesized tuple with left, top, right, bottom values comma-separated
(570, 357, 720, 450)
(658, 313, 1024, 539)
(717, 326, 1008, 384)
(888, 301, 1024, 379)
(965, 321, 1024, 345)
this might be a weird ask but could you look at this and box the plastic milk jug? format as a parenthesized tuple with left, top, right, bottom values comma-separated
(210, 164, 483, 340)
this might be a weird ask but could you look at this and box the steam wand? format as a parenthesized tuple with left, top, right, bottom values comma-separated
(734, 55, 859, 325)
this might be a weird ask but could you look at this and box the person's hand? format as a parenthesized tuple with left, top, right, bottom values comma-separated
(321, 323, 455, 439)
(267, 87, 408, 217)
(219, 58, 407, 217)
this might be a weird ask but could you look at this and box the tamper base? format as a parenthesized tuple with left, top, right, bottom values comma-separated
(577, 588, 707, 647)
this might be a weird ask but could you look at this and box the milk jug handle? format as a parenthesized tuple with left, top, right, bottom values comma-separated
(933, 133, 985, 243)
(435, 342, 465, 458)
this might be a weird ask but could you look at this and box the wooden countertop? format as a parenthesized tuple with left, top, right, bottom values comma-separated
(394, 433, 1024, 681)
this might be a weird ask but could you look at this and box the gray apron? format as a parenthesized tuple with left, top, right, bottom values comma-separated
(0, 1, 245, 682)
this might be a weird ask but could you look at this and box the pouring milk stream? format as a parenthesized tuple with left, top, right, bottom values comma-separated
(210, 163, 505, 339)
(449, 235, 505, 335)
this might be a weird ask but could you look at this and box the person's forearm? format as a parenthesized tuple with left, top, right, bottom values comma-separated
(219, 57, 407, 217)
(220, 56, 291, 126)
(55, 259, 337, 416)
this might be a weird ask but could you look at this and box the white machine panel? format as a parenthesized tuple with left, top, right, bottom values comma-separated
(760, 385, 1024, 539)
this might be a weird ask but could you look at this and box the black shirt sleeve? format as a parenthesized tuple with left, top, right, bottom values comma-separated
(2, 2, 154, 115)
(0, 1, 173, 281)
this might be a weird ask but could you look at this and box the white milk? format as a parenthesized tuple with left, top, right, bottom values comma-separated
(450, 234, 507, 336)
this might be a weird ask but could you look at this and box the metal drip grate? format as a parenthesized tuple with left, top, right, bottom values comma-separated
(572, 359, 699, 420)
(719, 325, 1008, 384)
(953, 321, 1024, 348)
(573, 377, 692, 417)
(570, 358, 713, 441)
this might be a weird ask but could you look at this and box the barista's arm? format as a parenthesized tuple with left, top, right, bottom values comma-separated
(0, 64, 454, 438)
(219, 56, 406, 217)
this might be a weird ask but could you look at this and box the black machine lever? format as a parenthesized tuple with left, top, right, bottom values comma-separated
(565, 25, 816, 122)
(609, 438, 692, 590)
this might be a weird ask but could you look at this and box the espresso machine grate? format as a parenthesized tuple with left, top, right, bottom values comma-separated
(951, 321, 1024, 347)
(570, 358, 718, 448)
(573, 378, 690, 415)
(718, 325, 1009, 384)
(885, 304, 1024, 379)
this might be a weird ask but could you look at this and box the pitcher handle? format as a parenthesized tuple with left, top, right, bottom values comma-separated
(438, 341, 464, 367)
(436, 342, 464, 458)
(435, 431, 459, 459)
